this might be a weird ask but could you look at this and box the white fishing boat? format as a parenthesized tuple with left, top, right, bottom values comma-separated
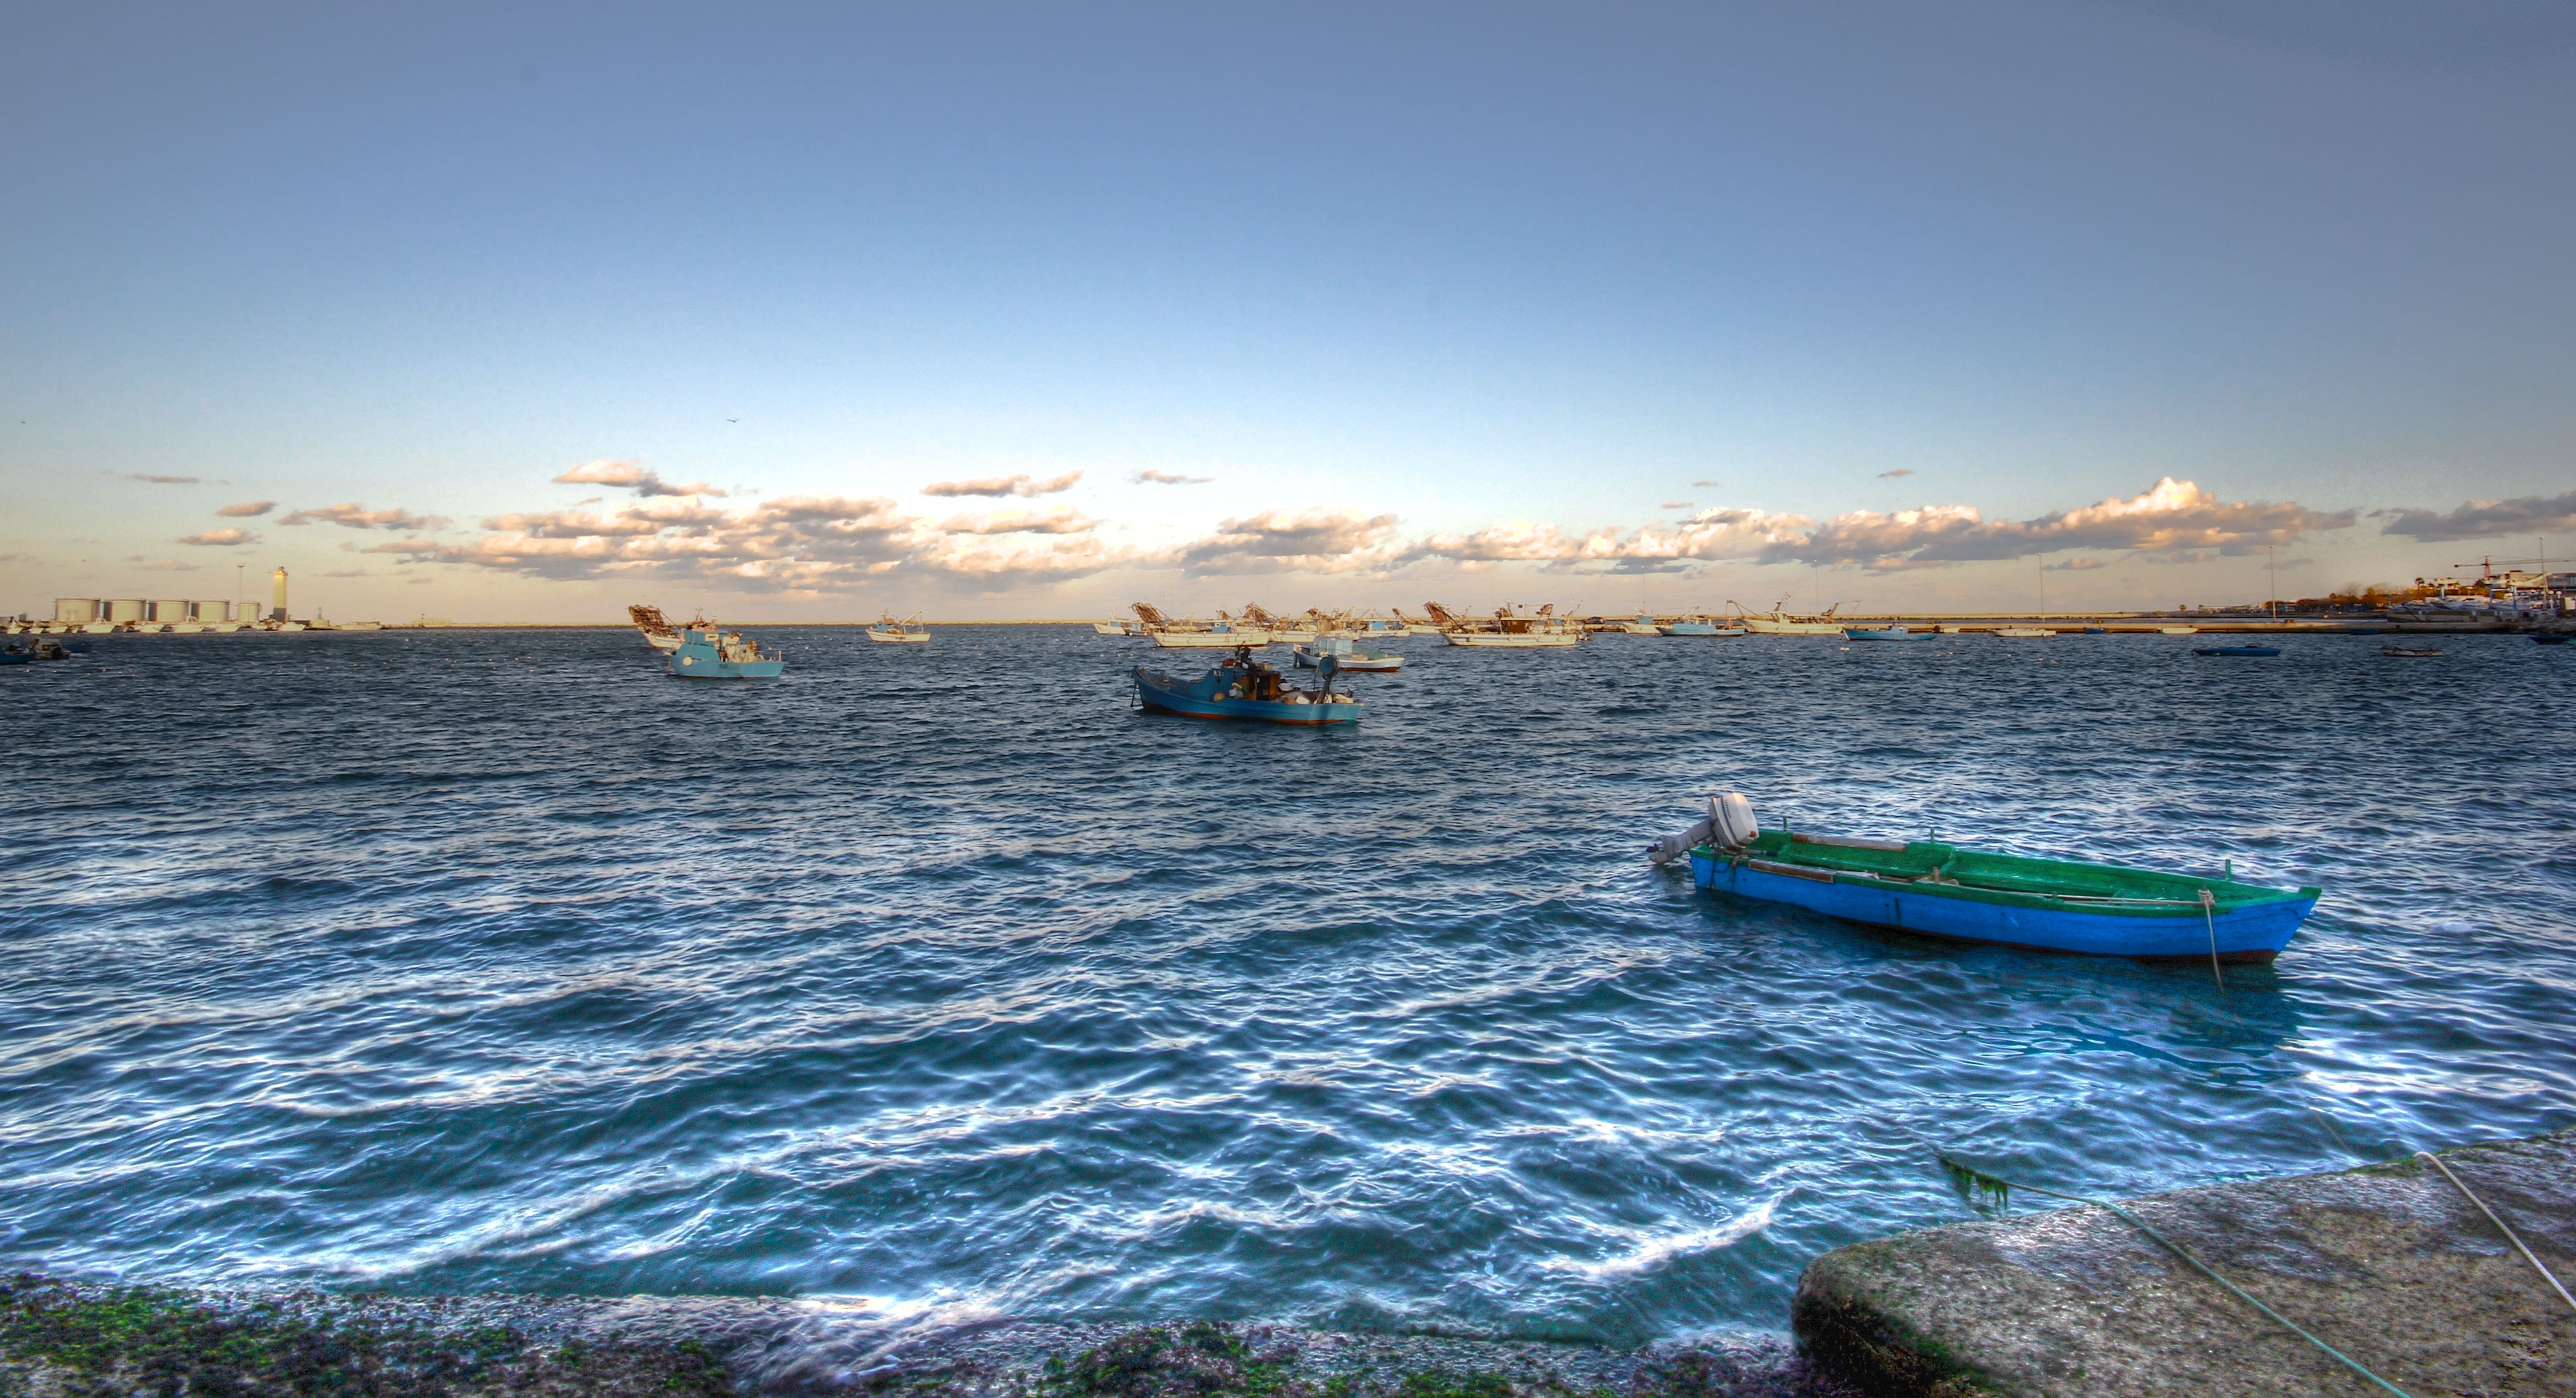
(1239, 604, 1315, 643)
(1620, 614, 1663, 635)
(1424, 601, 1582, 647)
(1992, 626, 2054, 639)
(1132, 603, 1269, 647)
(1732, 598, 1845, 634)
(2159, 625, 2199, 635)
(866, 612, 931, 643)
(1091, 621, 1133, 636)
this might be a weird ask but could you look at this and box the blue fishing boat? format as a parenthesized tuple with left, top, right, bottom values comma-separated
(667, 625, 785, 679)
(1135, 646, 1361, 725)
(2535, 635, 2570, 646)
(2194, 644, 2281, 657)
(1650, 794, 2319, 961)
(0, 647, 30, 666)
(1842, 625, 1932, 641)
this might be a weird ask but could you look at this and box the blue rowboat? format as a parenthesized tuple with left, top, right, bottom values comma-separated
(667, 625, 785, 679)
(1136, 646, 1360, 725)
(1650, 795, 2318, 961)
(2195, 644, 2281, 657)
(1842, 626, 1932, 641)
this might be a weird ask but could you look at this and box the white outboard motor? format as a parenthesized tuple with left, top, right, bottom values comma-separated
(1649, 792, 1758, 866)
(1712, 792, 1758, 849)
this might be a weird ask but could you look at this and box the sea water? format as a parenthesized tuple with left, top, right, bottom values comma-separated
(2, 627, 2569, 1346)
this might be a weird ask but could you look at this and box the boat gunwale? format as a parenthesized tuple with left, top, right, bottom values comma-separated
(1696, 831, 2317, 918)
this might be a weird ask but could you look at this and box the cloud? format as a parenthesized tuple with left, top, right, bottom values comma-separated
(2377, 489, 2576, 543)
(145, 559, 198, 571)
(280, 502, 453, 531)
(1131, 470, 1213, 485)
(922, 471, 1084, 498)
(938, 509, 1099, 536)
(1878, 468, 1915, 479)
(1759, 478, 2352, 570)
(126, 473, 199, 484)
(179, 529, 259, 546)
(552, 459, 727, 498)
(1691, 479, 1723, 487)
(217, 501, 276, 517)
(1660, 501, 1694, 510)
(399, 484, 1140, 593)
(319, 568, 372, 578)
(1175, 509, 1405, 574)
(2043, 556, 2106, 571)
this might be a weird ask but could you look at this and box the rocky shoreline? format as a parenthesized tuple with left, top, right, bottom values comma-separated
(0, 1276, 1857, 1398)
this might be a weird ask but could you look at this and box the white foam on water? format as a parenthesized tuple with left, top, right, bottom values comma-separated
(1544, 1191, 1786, 1279)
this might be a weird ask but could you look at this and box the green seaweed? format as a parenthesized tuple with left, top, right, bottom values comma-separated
(1938, 1158, 2013, 1218)
(0, 1276, 734, 1398)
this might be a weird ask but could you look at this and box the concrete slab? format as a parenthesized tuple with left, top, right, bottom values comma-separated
(1792, 1129, 2576, 1397)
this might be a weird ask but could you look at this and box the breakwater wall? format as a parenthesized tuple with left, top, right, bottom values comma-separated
(1794, 1128, 2576, 1396)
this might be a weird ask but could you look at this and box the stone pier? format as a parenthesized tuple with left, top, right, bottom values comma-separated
(1793, 1129, 2575, 1396)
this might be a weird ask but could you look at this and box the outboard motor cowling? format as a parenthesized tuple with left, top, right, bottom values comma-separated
(1713, 792, 1758, 849)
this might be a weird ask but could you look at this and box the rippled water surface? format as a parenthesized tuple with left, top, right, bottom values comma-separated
(4, 626, 2571, 1343)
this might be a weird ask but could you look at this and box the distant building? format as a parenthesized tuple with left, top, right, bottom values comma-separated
(270, 566, 289, 622)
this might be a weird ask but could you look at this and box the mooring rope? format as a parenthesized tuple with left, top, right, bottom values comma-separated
(2200, 887, 2224, 992)
(2414, 1150, 2576, 1316)
(1936, 1152, 2414, 1398)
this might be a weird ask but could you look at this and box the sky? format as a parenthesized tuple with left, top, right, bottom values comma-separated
(4, 1, 2573, 621)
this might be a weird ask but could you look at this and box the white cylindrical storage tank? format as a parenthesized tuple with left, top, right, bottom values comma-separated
(108, 599, 146, 623)
(193, 600, 232, 622)
(151, 599, 190, 623)
(55, 598, 101, 624)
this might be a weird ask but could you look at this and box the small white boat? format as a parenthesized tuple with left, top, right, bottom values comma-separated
(1294, 638, 1404, 672)
(1091, 621, 1132, 636)
(2159, 625, 2199, 635)
(1992, 626, 2053, 638)
(866, 612, 931, 643)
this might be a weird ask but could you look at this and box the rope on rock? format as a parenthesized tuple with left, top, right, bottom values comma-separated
(2416, 1150, 2576, 1316)
(1936, 1152, 2414, 1398)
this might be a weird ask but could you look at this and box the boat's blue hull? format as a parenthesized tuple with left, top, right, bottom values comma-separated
(1688, 852, 2312, 960)
(1135, 670, 1358, 724)
(1843, 628, 1931, 641)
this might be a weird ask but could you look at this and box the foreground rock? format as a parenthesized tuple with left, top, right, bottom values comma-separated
(1793, 1129, 2576, 1396)
(0, 1274, 1855, 1398)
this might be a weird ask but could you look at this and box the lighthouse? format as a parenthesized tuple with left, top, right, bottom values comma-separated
(271, 566, 289, 622)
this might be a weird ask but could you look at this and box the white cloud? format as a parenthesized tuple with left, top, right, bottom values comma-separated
(217, 501, 276, 517)
(922, 471, 1084, 498)
(552, 459, 727, 499)
(281, 502, 452, 531)
(2378, 488, 2576, 542)
(1131, 470, 1213, 485)
(179, 529, 259, 546)
(1175, 509, 1404, 574)
(126, 473, 199, 484)
(938, 509, 1099, 536)
(146, 559, 198, 571)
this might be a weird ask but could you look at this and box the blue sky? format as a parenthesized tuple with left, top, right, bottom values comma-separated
(5, 1, 2572, 619)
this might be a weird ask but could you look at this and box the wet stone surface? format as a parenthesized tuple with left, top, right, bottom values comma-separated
(1791, 1129, 2576, 1396)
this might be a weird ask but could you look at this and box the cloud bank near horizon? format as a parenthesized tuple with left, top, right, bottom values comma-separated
(333, 470, 2365, 595)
